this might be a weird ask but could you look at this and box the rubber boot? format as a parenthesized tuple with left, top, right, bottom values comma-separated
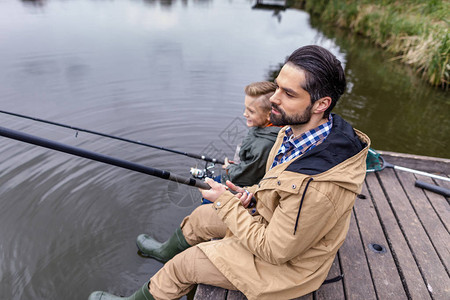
(136, 227, 190, 263)
(88, 281, 154, 300)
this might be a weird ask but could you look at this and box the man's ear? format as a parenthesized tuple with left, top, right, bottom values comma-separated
(313, 97, 332, 114)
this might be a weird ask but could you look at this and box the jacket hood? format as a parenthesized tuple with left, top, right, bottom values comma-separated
(249, 126, 281, 143)
(285, 114, 370, 194)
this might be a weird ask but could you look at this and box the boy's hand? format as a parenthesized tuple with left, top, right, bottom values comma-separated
(222, 157, 235, 169)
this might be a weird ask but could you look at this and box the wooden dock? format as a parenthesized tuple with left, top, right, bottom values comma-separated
(194, 152, 450, 299)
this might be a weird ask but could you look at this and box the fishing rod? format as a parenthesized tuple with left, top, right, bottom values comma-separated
(0, 126, 256, 207)
(0, 110, 225, 165)
(0, 126, 210, 190)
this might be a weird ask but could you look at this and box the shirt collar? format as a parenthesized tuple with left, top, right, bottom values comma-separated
(284, 114, 333, 150)
(270, 115, 333, 169)
(285, 115, 333, 148)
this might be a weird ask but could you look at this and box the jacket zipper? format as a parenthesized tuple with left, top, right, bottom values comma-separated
(294, 177, 314, 235)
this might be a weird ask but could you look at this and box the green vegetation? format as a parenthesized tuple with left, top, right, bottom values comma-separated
(288, 0, 449, 89)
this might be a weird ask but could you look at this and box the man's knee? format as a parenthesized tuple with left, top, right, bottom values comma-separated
(150, 246, 235, 299)
(191, 203, 214, 219)
(180, 204, 226, 245)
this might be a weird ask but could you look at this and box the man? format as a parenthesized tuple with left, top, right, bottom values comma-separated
(88, 45, 370, 300)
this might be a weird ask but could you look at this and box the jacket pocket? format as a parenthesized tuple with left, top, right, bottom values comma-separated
(256, 175, 304, 195)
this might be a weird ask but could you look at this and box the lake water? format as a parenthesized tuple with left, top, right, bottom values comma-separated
(0, 0, 448, 299)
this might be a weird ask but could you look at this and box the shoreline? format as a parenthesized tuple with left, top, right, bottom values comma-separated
(288, 0, 449, 89)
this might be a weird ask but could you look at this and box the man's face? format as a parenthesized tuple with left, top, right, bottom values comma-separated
(270, 63, 313, 127)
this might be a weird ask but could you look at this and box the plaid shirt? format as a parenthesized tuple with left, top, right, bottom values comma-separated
(271, 115, 333, 169)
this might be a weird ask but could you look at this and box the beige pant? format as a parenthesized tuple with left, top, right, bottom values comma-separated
(149, 204, 237, 300)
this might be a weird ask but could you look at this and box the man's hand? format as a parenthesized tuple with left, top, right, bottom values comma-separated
(200, 178, 228, 202)
(226, 181, 255, 208)
(200, 178, 254, 208)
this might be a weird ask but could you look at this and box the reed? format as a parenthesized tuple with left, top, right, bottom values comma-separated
(288, 0, 449, 89)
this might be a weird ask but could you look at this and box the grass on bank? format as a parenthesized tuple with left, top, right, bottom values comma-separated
(288, 0, 449, 89)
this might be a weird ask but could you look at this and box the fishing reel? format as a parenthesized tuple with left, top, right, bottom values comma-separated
(190, 162, 215, 179)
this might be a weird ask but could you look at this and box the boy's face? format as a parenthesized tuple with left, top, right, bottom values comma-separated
(243, 95, 270, 128)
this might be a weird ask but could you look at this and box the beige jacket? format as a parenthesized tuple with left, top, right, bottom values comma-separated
(198, 114, 370, 300)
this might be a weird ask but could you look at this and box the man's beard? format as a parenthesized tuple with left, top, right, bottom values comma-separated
(270, 103, 313, 126)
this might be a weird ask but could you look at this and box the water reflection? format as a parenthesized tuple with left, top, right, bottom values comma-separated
(20, 0, 212, 9)
(21, 0, 46, 6)
(141, 0, 211, 8)
(309, 18, 449, 157)
(252, 0, 286, 22)
(263, 16, 449, 158)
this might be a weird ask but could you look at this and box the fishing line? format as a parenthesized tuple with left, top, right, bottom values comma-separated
(0, 110, 225, 164)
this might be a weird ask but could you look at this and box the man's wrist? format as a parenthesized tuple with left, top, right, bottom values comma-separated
(212, 190, 234, 210)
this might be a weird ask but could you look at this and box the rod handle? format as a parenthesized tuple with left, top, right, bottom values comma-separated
(415, 180, 450, 197)
(229, 190, 256, 208)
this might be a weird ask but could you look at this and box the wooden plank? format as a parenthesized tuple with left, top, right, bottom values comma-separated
(365, 172, 431, 299)
(379, 169, 450, 298)
(194, 284, 314, 300)
(423, 176, 450, 231)
(427, 176, 450, 231)
(339, 208, 376, 299)
(353, 181, 407, 298)
(294, 292, 313, 300)
(399, 173, 450, 273)
(226, 290, 246, 300)
(315, 255, 345, 300)
(435, 174, 450, 190)
(194, 284, 227, 300)
(377, 150, 450, 174)
(430, 175, 450, 232)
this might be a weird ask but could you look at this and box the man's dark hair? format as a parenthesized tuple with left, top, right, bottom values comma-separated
(286, 45, 346, 118)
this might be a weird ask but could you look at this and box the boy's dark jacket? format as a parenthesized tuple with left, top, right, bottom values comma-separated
(224, 125, 280, 186)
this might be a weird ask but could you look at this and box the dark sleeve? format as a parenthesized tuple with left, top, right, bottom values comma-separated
(226, 138, 274, 186)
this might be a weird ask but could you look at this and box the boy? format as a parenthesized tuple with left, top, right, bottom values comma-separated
(222, 81, 281, 187)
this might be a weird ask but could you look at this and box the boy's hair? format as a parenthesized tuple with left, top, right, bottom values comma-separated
(244, 81, 277, 112)
(286, 45, 346, 118)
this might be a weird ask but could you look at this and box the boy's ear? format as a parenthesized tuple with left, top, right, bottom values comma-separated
(313, 97, 332, 114)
